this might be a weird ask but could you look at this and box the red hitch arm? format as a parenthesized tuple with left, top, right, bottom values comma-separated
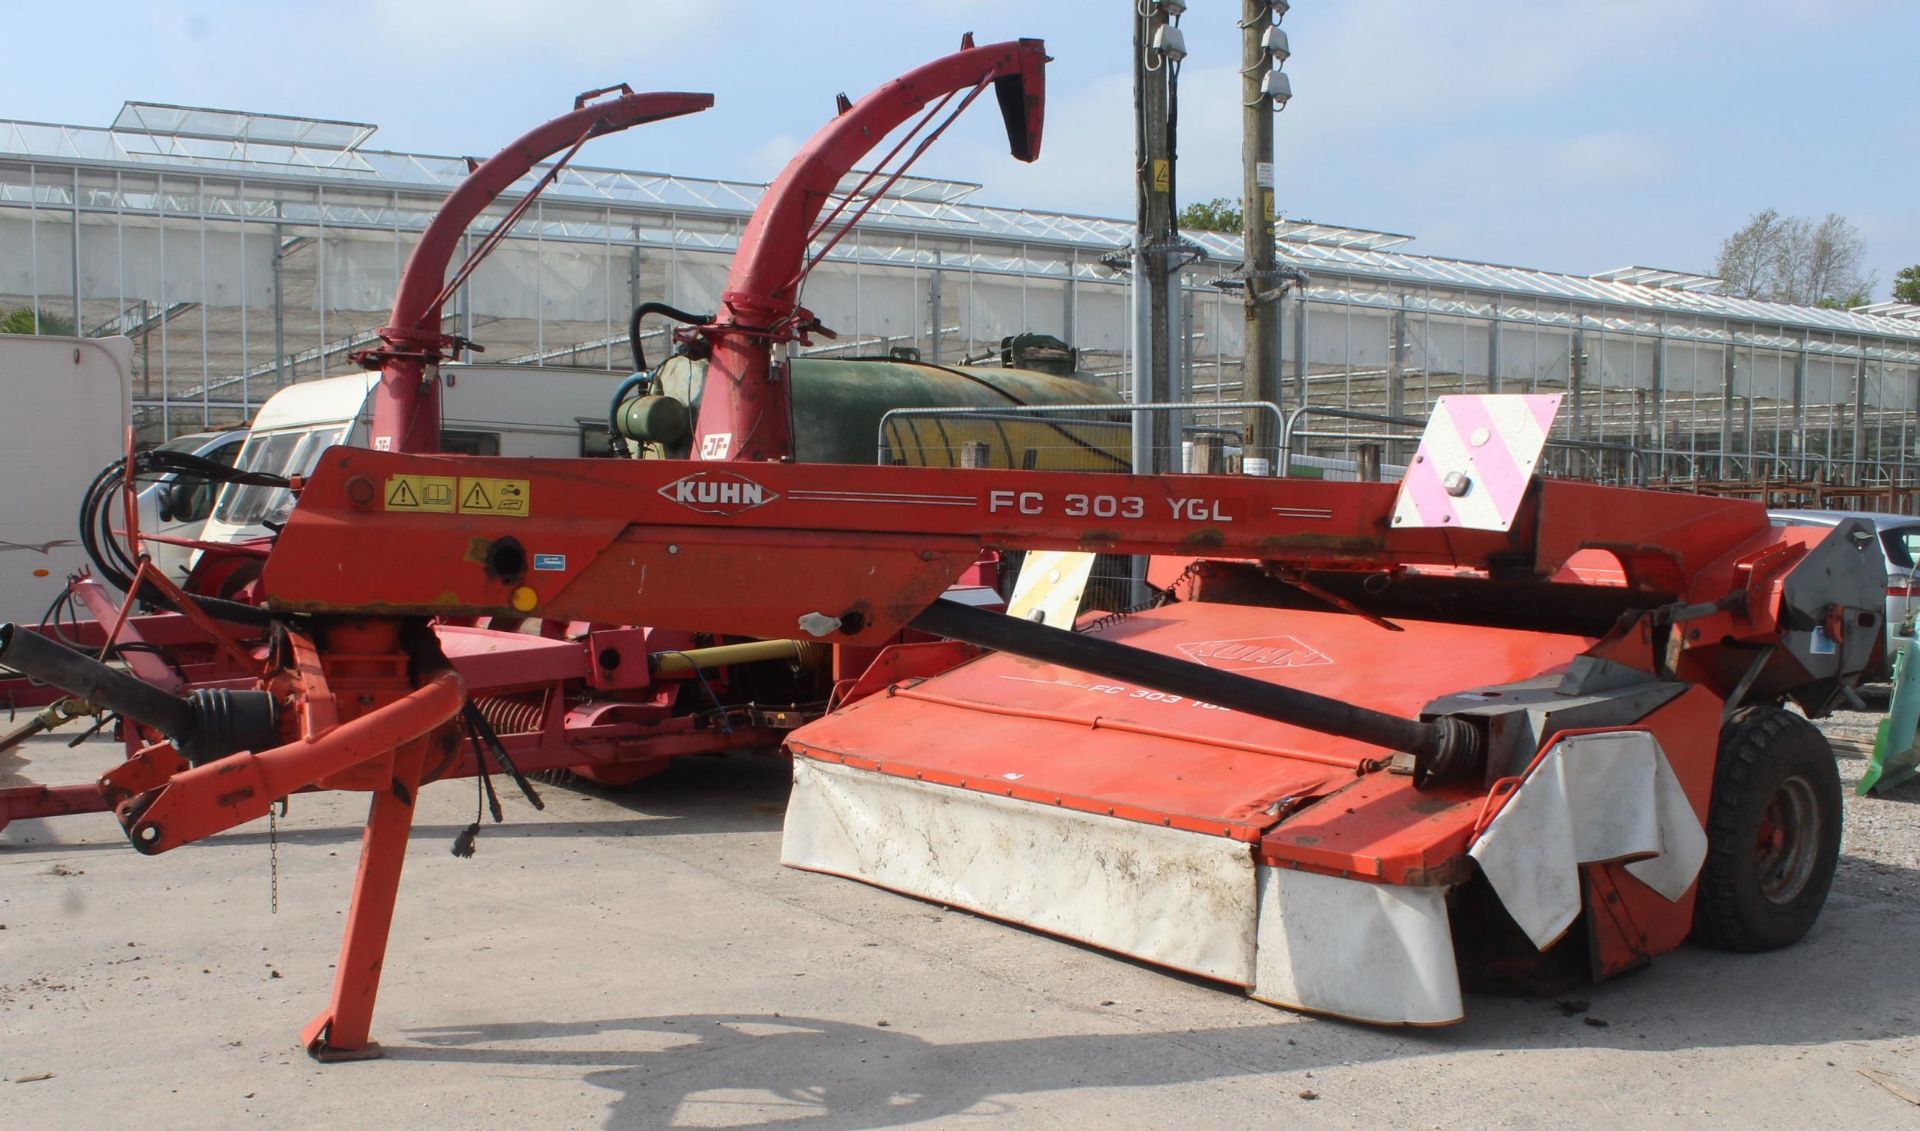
(113, 670, 465, 854)
(366, 89, 714, 455)
(692, 38, 1048, 462)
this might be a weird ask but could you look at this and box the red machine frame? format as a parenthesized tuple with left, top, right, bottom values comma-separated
(0, 37, 1046, 829)
(88, 442, 1854, 1053)
(0, 35, 1877, 1056)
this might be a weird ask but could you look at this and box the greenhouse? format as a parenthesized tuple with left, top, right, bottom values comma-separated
(3, 100, 1918, 493)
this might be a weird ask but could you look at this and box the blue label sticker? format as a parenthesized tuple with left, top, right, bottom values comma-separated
(532, 553, 567, 571)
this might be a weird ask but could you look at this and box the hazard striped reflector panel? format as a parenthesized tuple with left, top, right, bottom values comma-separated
(1392, 394, 1561, 532)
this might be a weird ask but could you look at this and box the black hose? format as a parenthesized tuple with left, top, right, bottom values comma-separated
(142, 449, 291, 489)
(75, 453, 280, 629)
(0, 623, 280, 766)
(908, 598, 1483, 776)
(79, 460, 138, 592)
(0, 622, 196, 738)
(616, 302, 712, 458)
(627, 301, 711, 374)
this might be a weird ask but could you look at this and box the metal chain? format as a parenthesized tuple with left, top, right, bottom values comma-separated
(268, 802, 280, 914)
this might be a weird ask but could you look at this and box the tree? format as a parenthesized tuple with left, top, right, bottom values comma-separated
(1894, 265, 1920, 306)
(1713, 210, 1876, 308)
(1802, 213, 1871, 308)
(1716, 208, 1785, 300)
(0, 307, 76, 335)
(1179, 197, 1242, 234)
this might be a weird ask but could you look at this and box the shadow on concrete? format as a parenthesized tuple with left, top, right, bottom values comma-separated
(1853, 684, 1893, 711)
(1851, 775, 1920, 806)
(386, 830, 1920, 1130)
(384, 737, 1920, 1126)
(390, 942, 1920, 1131)
(14, 743, 1920, 1130)
(392, 1013, 1305, 1129)
(0, 751, 793, 854)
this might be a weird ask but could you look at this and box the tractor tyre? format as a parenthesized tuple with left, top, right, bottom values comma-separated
(1689, 706, 1842, 952)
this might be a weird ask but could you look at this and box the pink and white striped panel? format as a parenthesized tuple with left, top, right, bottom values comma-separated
(1390, 394, 1561, 532)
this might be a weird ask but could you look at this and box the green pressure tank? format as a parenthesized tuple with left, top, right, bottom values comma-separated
(641, 346, 1130, 472)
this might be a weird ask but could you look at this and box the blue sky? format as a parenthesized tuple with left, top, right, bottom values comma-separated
(6, 1, 1914, 296)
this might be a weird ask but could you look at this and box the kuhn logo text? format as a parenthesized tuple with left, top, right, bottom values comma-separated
(659, 471, 779, 516)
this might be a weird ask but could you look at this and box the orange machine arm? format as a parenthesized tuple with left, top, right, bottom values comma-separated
(689, 37, 1047, 462)
(266, 449, 1778, 639)
(362, 88, 713, 455)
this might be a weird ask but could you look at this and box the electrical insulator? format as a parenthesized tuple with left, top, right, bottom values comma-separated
(1264, 69, 1292, 109)
(1262, 26, 1290, 65)
(1153, 24, 1188, 62)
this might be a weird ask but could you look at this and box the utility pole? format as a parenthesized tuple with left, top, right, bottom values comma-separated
(1133, 0, 1183, 474)
(1240, 0, 1278, 472)
(1240, 1, 1290, 475)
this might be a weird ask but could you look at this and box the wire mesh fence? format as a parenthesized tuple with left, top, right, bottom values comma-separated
(877, 402, 1288, 610)
(877, 400, 1285, 478)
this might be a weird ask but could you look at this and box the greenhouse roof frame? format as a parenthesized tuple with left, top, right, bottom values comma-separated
(111, 101, 378, 153)
(0, 101, 1915, 344)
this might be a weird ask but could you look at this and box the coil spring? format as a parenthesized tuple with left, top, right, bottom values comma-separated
(1075, 560, 1205, 636)
(471, 693, 545, 735)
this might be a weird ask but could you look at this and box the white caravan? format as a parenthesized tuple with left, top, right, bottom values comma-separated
(200, 364, 624, 555)
(0, 334, 131, 622)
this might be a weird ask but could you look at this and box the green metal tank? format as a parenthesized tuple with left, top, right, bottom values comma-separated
(637, 342, 1129, 471)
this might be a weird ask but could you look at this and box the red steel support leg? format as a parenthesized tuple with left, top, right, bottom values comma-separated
(300, 740, 429, 1059)
(0, 782, 109, 832)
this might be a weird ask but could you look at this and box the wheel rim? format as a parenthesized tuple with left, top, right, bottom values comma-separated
(1755, 774, 1821, 905)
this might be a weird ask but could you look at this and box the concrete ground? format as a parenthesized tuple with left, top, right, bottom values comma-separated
(4, 716, 1920, 1130)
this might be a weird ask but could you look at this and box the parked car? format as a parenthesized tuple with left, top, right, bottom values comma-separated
(1770, 508, 1920, 667)
(138, 429, 250, 583)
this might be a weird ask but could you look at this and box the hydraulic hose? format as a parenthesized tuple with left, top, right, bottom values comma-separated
(615, 302, 712, 457)
(627, 301, 712, 374)
(76, 452, 278, 629)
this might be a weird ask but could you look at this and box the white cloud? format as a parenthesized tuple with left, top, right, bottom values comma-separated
(743, 132, 804, 181)
(1293, 0, 1720, 131)
(1410, 131, 1679, 200)
(913, 66, 1137, 216)
(363, 0, 738, 62)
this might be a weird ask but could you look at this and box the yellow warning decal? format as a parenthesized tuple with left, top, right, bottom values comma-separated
(457, 477, 530, 517)
(384, 475, 457, 513)
(1150, 159, 1171, 193)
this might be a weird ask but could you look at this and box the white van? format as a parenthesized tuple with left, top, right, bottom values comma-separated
(0, 334, 131, 621)
(201, 364, 624, 553)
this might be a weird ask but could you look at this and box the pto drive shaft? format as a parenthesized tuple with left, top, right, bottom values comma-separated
(908, 600, 1484, 785)
(0, 623, 279, 765)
